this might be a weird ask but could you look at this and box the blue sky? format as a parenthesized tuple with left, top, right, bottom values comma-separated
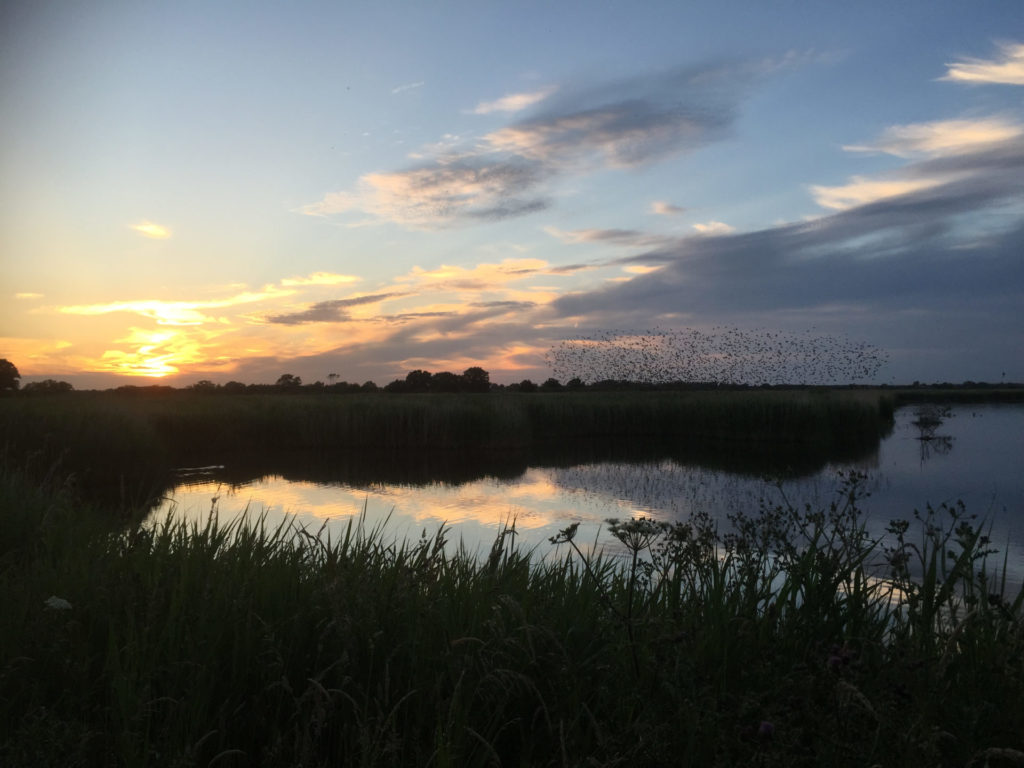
(2, 0, 1022, 386)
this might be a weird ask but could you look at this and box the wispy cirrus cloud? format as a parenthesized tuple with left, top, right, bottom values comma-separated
(303, 63, 747, 228)
(14, 292, 43, 299)
(942, 41, 1024, 85)
(471, 86, 557, 114)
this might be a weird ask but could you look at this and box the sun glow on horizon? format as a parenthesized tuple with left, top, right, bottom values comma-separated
(130, 222, 172, 240)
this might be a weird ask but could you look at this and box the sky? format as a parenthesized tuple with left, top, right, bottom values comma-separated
(2, 0, 1023, 388)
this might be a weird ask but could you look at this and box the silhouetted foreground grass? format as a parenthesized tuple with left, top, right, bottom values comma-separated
(0, 389, 893, 500)
(2, 466, 1022, 767)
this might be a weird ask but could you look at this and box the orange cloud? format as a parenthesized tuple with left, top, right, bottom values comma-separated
(58, 287, 295, 325)
(394, 258, 549, 292)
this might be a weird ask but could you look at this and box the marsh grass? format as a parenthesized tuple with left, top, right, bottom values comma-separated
(0, 390, 892, 508)
(2, 463, 1023, 767)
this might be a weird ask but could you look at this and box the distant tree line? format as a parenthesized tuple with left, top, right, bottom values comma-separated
(1, 357, 1021, 398)
(1, 359, 75, 395)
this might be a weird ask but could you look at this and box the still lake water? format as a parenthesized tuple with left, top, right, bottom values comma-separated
(151, 404, 1024, 581)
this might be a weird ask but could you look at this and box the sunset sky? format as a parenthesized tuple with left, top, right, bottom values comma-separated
(2, 1, 1023, 388)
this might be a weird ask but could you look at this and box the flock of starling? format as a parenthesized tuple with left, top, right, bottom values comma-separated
(546, 327, 888, 386)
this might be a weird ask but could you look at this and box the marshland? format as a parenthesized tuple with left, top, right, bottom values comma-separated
(2, 384, 1023, 766)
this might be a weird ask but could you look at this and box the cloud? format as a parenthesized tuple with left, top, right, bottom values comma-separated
(692, 220, 735, 235)
(280, 271, 361, 287)
(545, 226, 671, 248)
(391, 81, 425, 94)
(14, 292, 43, 299)
(843, 118, 1024, 158)
(942, 41, 1024, 85)
(651, 200, 686, 216)
(472, 86, 557, 114)
(303, 63, 746, 228)
(395, 258, 550, 292)
(384, 310, 460, 324)
(545, 263, 599, 275)
(469, 300, 537, 311)
(303, 159, 551, 229)
(813, 117, 1024, 211)
(59, 287, 295, 325)
(547, 126, 1024, 382)
(484, 95, 731, 169)
(130, 221, 172, 239)
(266, 292, 403, 325)
(811, 176, 945, 211)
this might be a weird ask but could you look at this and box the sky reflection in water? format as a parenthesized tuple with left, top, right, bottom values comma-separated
(152, 405, 1024, 573)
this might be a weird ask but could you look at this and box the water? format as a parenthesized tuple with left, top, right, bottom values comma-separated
(150, 404, 1024, 577)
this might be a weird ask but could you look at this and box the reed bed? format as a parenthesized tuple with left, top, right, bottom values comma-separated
(2, 465, 1022, 767)
(0, 390, 892, 498)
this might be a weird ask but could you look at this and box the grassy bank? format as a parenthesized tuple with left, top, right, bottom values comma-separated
(0, 389, 893, 499)
(2, 466, 1022, 767)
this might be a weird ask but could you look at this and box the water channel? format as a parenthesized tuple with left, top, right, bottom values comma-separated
(150, 404, 1024, 583)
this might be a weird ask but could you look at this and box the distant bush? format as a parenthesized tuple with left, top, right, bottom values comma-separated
(21, 379, 73, 394)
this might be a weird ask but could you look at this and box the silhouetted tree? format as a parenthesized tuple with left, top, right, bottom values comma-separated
(462, 366, 490, 393)
(540, 377, 563, 392)
(0, 359, 20, 391)
(361, 381, 379, 392)
(275, 373, 302, 389)
(565, 377, 585, 391)
(190, 379, 217, 392)
(431, 371, 461, 393)
(223, 381, 247, 394)
(22, 379, 73, 394)
(404, 370, 432, 393)
(517, 379, 538, 393)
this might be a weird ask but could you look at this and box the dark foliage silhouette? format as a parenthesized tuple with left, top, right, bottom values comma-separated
(0, 359, 20, 391)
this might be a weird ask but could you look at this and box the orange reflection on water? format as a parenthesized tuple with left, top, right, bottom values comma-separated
(150, 468, 641, 555)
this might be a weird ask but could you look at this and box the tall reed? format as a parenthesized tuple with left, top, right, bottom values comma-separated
(0, 390, 891, 494)
(2, 465, 1021, 766)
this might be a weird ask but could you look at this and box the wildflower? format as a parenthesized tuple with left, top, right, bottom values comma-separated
(549, 522, 580, 545)
(44, 595, 72, 611)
